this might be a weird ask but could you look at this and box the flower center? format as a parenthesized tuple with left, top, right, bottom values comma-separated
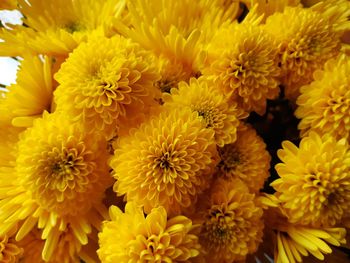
(218, 145, 242, 172)
(64, 21, 85, 33)
(193, 105, 222, 129)
(203, 207, 234, 247)
(156, 79, 178, 93)
(156, 152, 173, 170)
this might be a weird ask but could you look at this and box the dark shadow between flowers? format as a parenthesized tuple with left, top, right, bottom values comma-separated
(247, 87, 300, 194)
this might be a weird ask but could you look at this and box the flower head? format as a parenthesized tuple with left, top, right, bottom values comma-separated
(198, 178, 264, 262)
(217, 124, 271, 193)
(296, 54, 350, 142)
(163, 77, 247, 147)
(0, 112, 111, 261)
(116, 0, 242, 92)
(111, 108, 218, 216)
(16, 112, 111, 215)
(204, 23, 281, 115)
(272, 132, 350, 227)
(0, 55, 55, 128)
(98, 202, 201, 263)
(265, 3, 350, 100)
(54, 36, 160, 140)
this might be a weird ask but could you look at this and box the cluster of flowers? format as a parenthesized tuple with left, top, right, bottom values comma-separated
(0, 0, 350, 262)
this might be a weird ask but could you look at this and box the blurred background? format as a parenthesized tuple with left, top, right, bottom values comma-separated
(0, 10, 22, 86)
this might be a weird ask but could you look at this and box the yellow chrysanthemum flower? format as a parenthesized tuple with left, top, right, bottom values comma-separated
(116, 0, 242, 92)
(0, 0, 126, 57)
(264, 2, 350, 100)
(98, 202, 201, 262)
(0, 112, 111, 261)
(272, 132, 350, 227)
(17, 113, 111, 216)
(296, 54, 350, 142)
(0, 0, 17, 10)
(204, 22, 280, 115)
(263, 207, 347, 263)
(54, 36, 160, 140)
(0, 228, 23, 263)
(0, 56, 55, 128)
(163, 77, 247, 147)
(217, 124, 271, 193)
(111, 108, 218, 216)
(198, 178, 264, 262)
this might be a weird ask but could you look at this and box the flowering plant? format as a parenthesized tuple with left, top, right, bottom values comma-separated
(0, 0, 350, 262)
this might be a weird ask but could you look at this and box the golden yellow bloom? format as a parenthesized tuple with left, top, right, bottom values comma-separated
(0, 228, 23, 263)
(264, 207, 347, 263)
(0, 113, 111, 261)
(0, 0, 17, 9)
(116, 0, 242, 92)
(16, 113, 111, 215)
(111, 108, 218, 216)
(204, 22, 280, 115)
(0, 56, 55, 128)
(272, 132, 350, 227)
(265, 3, 350, 100)
(98, 202, 201, 263)
(0, 0, 126, 57)
(217, 124, 271, 193)
(163, 77, 247, 147)
(296, 54, 350, 142)
(54, 36, 160, 140)
(198, 178, 264, 262)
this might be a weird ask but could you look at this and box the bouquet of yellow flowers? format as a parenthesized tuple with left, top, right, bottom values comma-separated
(1, 0, 350, 262)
